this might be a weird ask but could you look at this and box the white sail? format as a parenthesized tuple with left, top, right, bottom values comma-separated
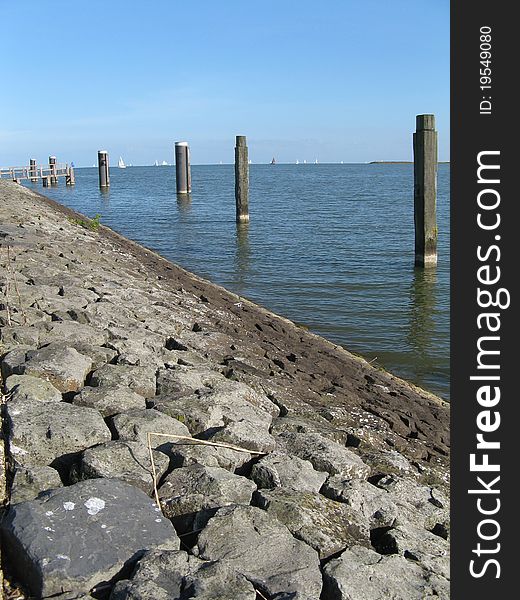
(118, 156, 126, 169)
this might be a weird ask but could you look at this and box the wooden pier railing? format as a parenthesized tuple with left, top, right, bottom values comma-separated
(0, 162, 75, 186)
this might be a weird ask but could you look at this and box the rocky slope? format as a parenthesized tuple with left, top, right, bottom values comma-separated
(0, 181, 449, 599)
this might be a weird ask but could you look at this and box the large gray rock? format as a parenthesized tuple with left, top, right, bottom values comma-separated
(254, 488, 369, 559)
(162, 350, 209, 370)
(83, 301, 138, 331)
(54, 284, 99, 305)
(250, 451, 328, 492)
(44, 341, 117, 370)
(38, 320, 108, 346)
(90, 364, 157, 398)
(0, 478, 179, 599)
(196, 505, 322, 600)
(270, 414, 349, 445)
(7, 400, 111, 468)
(37, 287, 98, 315)
(374, 475, 449, 533)
(362, 449, 413, 476)
(111, 408, 190, 445)
(372, 523, 450, 580)
(159, 464, 256, 534)
(156, 369, 279, 417)
(1, 346, 34, 379)
(71, 441, 170, 496)
(275, 431, 371, 479)
(10, 466, 63, 504)
(155, 367, 220, 398)
(0, 325, 40, 348)
(164, 439, 251, 473)
(206, 419, 276, 453)
(21, 346, 93, 393)
(4, 374, 62, 403)
(106, 324, 166, 355)
(107, 338, 165, 368)
(321, 477, 399, 528)
(73, 385, 146, 417)
(152, 383, 273, 438)
(0, 307, 50, 328)
(322, 545, 449, 600)
(111, 549, 256, 600)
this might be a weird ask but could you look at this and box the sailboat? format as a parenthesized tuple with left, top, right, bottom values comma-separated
(270, 157, 276, 165)
(161, 160, 168, 166)
(118, 156, 126, 169)
(296, 160, 299, 164)
(154, 160, 159, 166)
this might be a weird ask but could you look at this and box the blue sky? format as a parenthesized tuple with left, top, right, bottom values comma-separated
(1, 0, 449, 166)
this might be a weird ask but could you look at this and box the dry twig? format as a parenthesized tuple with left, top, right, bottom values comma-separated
(146, 432, 266, 509)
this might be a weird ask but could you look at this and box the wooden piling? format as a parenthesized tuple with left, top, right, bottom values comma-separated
(235, 135, 249, 223)
(29, 159, 37, 182)
(413, 114, 438, 266)
(66, 165, 75, 186)
(175, 142, 191, 194)
(49, 156, 58, 185)
(42, 175, 51, 187)
(98, 150, 110, 188)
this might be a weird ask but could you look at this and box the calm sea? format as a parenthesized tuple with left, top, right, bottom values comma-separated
(27, 163, 450, 400)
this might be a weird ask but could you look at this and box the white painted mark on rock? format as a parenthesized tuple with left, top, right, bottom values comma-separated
(56, 554, 70, 561)
(63, 502, 75, 511)
(84, 497, 105, 515)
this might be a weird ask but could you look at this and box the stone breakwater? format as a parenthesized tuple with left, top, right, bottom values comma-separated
(0, 180, 450, 599)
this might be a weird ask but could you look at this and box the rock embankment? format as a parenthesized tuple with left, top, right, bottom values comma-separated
(0, 181, 449, 599)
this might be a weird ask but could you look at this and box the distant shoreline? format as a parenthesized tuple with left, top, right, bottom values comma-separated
(369, 160, 450, 164)
(72, 161, 451, 168)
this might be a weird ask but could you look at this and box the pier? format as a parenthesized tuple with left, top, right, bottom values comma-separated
(0, 161, 75, 186)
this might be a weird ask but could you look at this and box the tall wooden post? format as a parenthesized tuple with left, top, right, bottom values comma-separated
(49, 156, 57, 185)
(235, 135, 249, 223)
(29, 159, 37, 182)
(413, 114, 438, 266)
(98, 150, 110, 188)
(175, 142, 191, 194)
(66, 165, 75, 186)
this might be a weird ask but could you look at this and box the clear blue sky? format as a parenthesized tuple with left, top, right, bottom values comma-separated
(1, 0, 449, 166)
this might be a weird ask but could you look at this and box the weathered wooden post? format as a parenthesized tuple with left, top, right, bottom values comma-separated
(98, 150, 110, 188)
(235, 135, 249, 222)
(29, 159, 37, 182)
(175, 141, 191, 194)
(49, 156, 58, 185)
(66, 165, 75, 186)
(43, 175, 51, 187)
(413, 114, 438, 266)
